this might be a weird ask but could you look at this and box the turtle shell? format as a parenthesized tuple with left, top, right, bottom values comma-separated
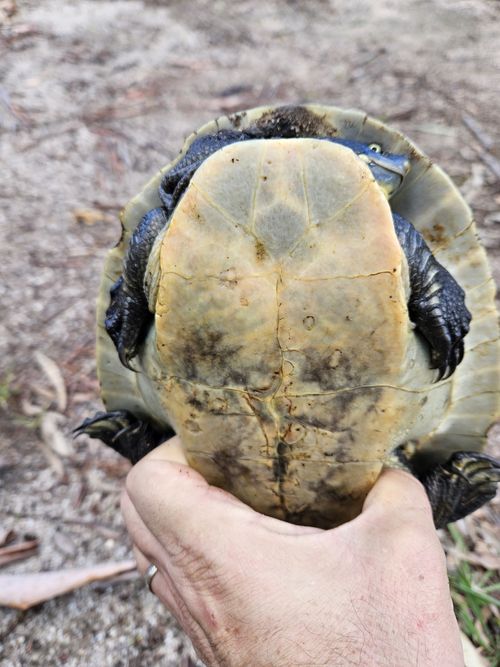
(96, 105, 499, 527)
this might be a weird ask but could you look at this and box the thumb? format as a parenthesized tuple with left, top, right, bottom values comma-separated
(361, 468, 434, 528)
(125, 437, 256, 555)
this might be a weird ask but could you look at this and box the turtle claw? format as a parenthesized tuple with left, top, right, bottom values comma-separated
(435, 364, 448, 383)
(105, 277, 151, 370)
(421, 451, 500, 528)
(435, 341, 463, 381)
(74, 410, 173, 463)
(426, 304, 469, 381)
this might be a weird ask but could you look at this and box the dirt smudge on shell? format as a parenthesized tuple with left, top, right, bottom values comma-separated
(253, 105, 338, 139)
(180, 327, 246, 385)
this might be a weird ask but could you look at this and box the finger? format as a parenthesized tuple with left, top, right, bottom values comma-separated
(124, 495, 188, 618)
(121, 487, 169, 566)
(361, 468, 434, 528)
(133, 543, 151, 576)
(129, 436, 247, 512)
(133, 543, 182, 616)
(125, 439, 259, 558)
(147, 435, 189, 465)
(132, 527, 218, 663)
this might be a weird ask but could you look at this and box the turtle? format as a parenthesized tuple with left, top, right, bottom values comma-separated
(76, 104, 500, 529)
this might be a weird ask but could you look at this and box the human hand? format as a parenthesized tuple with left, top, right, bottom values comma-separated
(121, 437, 464, 666)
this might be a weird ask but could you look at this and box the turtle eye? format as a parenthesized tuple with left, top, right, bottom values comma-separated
(369, 143, 382, 153)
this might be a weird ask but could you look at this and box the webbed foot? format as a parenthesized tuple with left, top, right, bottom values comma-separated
(421, 452, 500, 528)
(393, 213, 471, 380)
(74, 410, 174, 463)
(106, 207, 168, 368)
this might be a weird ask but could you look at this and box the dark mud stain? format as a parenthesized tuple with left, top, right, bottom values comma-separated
(187, 394, 204, 411)
(423, 223, 447, 245)
(181, 328, 245, 385)
(272, 440, 290, 482)
(321, 430, 361, 461)
(251, 106, 338, 139)
(186, 389, 232, 415)
(332, 445, 352, 463)
(255, 239, 267, 261)
(292, 386, 384, 440)
(300, 346, 358, 391)
(310, 467, 363, 505)
(285, 468, 364, 528)
(212, 446, 251, 493)
(293, 412, 331, 431)
(228, 110, 248, 129)
(184, 418, 201, 433)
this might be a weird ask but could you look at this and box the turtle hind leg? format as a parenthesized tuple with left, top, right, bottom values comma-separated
(420, 452, 500, 528)
(74, 410, 174, 464)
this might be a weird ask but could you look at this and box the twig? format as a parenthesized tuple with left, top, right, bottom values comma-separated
(0, 611, 26, 644)
(18, 122, 80, 152)
(462, 113, 500, 181)
(81, 101, 165, 125)
(462, 113, 494, 149)
(6, 512, 124, 540)
(91, 200, 122, 211)
(0, 539, 39, 568)
(478, 152, 500, 182)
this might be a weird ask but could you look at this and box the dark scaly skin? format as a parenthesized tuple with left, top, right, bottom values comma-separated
(105, 206, 169, 369)
(393, 213, 471, 380)
(420, 452, 500, 528)
(74, 410, 173, 464)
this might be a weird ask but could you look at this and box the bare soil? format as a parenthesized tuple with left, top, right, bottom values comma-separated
(0, 0, 499, 665)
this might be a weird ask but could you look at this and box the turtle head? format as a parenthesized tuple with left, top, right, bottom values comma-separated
(332, 138, 410, 198)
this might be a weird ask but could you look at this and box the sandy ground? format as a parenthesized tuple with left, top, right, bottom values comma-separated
(0, 0, 499, 664)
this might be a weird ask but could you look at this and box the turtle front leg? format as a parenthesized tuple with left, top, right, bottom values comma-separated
(74, 410, 174, 463)
(109, 131, 254, 369)
(420, 452, 500, 528)
(393, 213, 471, 380)
(106, 207, 169, 368)
(158, 129, 255, 209)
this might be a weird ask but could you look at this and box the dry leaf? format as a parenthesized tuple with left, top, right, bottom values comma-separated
(461, 632, 488, 667)
(0, 529, 16, 548)
(34, 351, 67, 412)
(0, 550, 37, 568)
(35, 440, 65, 479)
(72, 391, 98, 404)
(460, 163, 485, 204)
(30, 382, 55, 408)
(0, 539, 39, 568)
(40, 411, 73, 456)
(20, 398, 43, 416)
(0, 0, 17, 23)
(72, 208, 114, 225)
(0, 560, 136, 610)
(446, 546, 500, 571)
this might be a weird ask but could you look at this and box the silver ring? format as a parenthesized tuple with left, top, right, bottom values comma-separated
(144, 563, 159, 593)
